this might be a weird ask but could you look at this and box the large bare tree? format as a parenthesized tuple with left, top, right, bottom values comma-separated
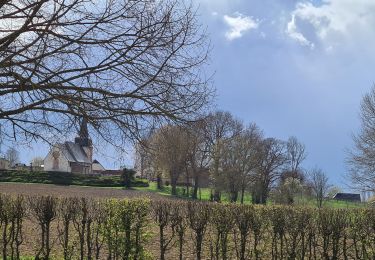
(204, 111, 242, 202)
(0, 0, 212, 146)
(251, 138, 288, 204)
(149, 124, 190, 195)
(347, 87, 375, 192)
(286, 136, 307, 175)
(184, 119, 211, 199)
(219, 123, 263, 203)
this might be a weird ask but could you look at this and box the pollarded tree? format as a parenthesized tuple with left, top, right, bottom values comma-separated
(0, 0, 212, 146)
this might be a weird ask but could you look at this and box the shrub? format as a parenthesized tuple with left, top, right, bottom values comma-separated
(0, 194, 374, 259)
(121, 168, 136, 188)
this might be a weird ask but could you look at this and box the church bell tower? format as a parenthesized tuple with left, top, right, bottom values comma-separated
(75, 118, 93, 163)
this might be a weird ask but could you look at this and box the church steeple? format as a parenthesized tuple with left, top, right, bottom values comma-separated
(75, 117, 92, 147)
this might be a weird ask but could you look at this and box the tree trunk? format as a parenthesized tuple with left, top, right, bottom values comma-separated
(192, 174, 199, 200)
(240, 186, 245, 204)
(157, 174, 163, 190)
(213, 190, 221, 202)
(171, 176, 178, 195)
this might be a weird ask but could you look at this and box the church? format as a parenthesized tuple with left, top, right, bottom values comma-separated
(44, 119, 105, 174)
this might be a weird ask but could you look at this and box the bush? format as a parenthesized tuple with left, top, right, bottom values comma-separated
(0, 170, 149, 188)
(121, 168, 136, 188)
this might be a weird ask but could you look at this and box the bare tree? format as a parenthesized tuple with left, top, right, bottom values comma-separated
(185, 119, 211, 199)
(0, 0, 212, 146)
(134, 135, 154, 180)
(31, 156, 44, 167)
(347, 87, 375, 192)
(251, 138, 288, 204)
(219, 124, 263, 203)
(309, 167, 330, 208)
(205, 111, 242, 202)
(273, 136, 307, 204)
(5, 147, 19, 167)
(150, 125, 190, 195)
(286, 136, 307, 174)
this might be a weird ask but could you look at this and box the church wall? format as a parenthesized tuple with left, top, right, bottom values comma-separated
(44, 148, 71, 173)
(0, 159, 9, 170)
(71, 162, 91, 174)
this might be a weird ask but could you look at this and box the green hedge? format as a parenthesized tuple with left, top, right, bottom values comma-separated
(0, 170, 149, 187)
(0, 194, 374, 259)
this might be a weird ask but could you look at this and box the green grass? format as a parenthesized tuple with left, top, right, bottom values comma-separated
(135, 181, 254, 203)
(136, 181, 366, 208)
(0, 171, 366, 209)
(0, 170, 149, 188)
(292, 195, 365, 208)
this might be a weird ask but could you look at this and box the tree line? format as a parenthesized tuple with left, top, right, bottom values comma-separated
(135, 111, 331, 205)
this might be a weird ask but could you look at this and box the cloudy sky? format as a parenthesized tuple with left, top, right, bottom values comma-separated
(194, 0, 375, 187)
(18, 0, 375, 187)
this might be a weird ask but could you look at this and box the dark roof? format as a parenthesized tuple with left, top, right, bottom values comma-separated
(57, 142, 90, 164)
(333, 193, 361, 202)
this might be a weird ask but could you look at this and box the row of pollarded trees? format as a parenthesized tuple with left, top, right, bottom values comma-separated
(135, 111, 331, 205)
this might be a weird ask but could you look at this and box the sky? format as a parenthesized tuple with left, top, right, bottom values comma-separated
(193, 0, 375, 187)
(15, 0, 375, 188)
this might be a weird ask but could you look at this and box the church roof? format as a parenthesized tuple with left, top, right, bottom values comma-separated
(57, 142, 91, 164)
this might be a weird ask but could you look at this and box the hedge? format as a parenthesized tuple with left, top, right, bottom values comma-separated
(0, 170, 149, 187)
(0, 194, 374, 259)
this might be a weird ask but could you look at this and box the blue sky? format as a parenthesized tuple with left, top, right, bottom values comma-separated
(17, 0, 375, 188)
(195, 0, 375, 187)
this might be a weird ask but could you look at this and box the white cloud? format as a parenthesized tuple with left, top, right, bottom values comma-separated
(223, 13, 259, 41)
(211, 11, 218, 16)
(286, 14, 314, 49)
(286, 0, 375, 50)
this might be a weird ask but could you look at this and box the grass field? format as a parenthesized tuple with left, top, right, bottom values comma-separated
(0, 171, 366, 209)
(136, 181, 365, 208)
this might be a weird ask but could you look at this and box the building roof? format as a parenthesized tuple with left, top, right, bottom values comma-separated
(333, 193, 361, 202)
(57, 142, 91, 164)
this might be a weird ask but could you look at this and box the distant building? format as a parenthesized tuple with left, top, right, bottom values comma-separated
(333, 193, 361, 202)
(92, 160, 106, 174)
(44, 118, 105, 174)
(0, 158, 10, 170)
